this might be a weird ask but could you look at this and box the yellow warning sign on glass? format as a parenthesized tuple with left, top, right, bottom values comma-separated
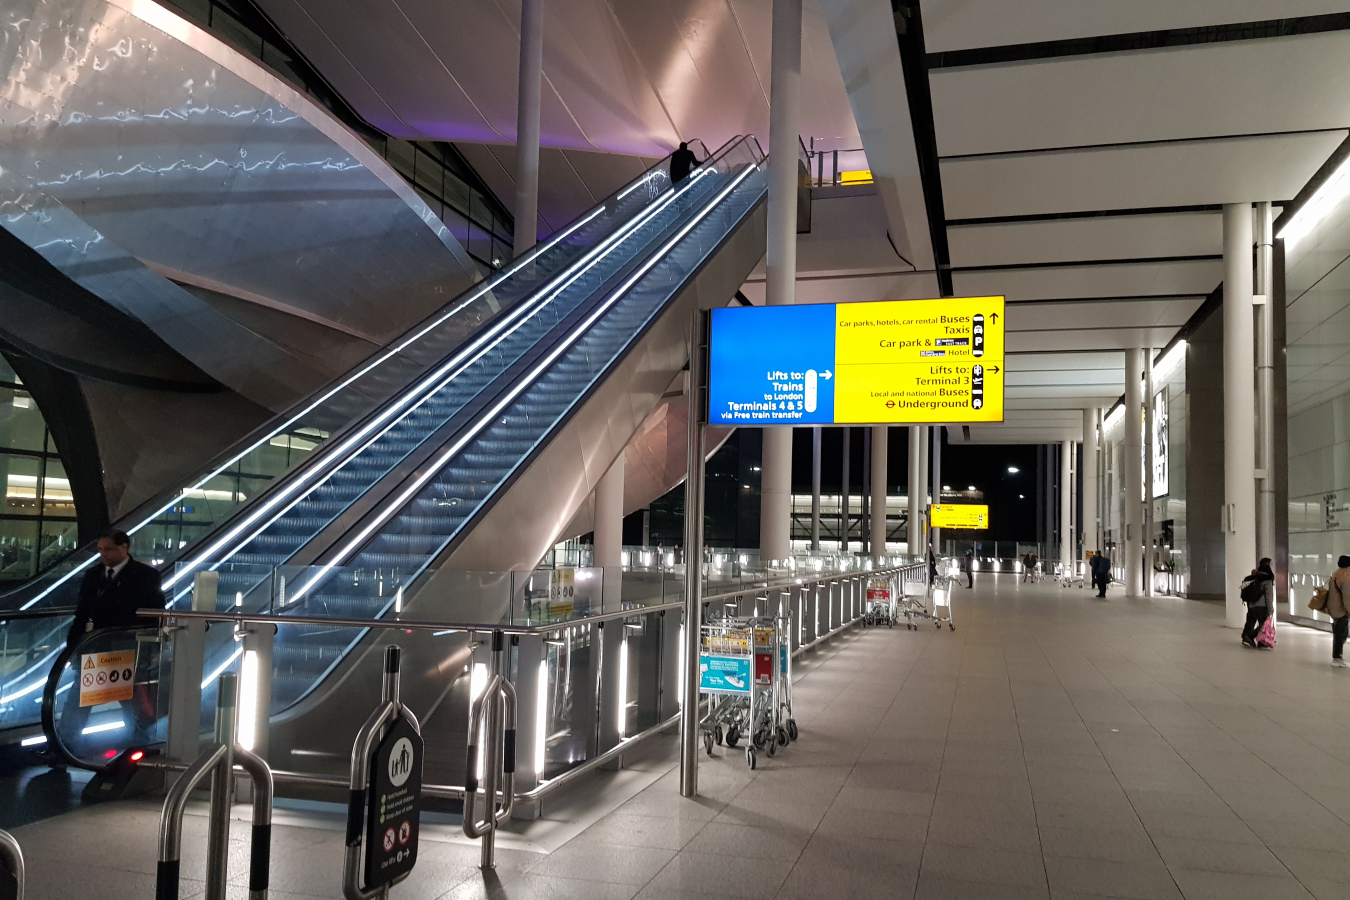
(930, 504, 990, 530)
(79, 650, 137, 707)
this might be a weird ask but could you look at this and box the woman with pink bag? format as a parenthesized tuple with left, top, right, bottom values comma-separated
(1239, 558, 1276, 650)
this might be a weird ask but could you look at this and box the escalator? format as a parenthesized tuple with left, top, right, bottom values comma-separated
(5, 136, 768, 769)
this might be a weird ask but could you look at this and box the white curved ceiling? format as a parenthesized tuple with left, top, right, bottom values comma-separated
(253, 0, 860, 157)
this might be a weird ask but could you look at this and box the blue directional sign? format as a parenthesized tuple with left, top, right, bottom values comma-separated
(708, 304, 836, 425)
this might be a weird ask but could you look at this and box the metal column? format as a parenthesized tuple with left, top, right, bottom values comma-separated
(840, 427, 851, 553)
(907, 426, 923, 556)
(512, 0, 544, 257)
(679, 311, 707, 798)
(757, 0, 802, 564)
(811, 426, 822, 551)
(1125, 349, 1143, 597)
(1255, 201, 1276, 567)
(871, 426, 888, 556)
(1060, 440, 1072, 572)
(1144, 348, 1155, 596)
(930, 426, 942, 555)
(1082, 408, 1099, 555)
(1223, 203, 1257, 629)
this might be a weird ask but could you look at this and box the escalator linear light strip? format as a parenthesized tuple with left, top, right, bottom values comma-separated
(201, 646, 244, 691)
(18, 205, 604, 610)
(186, 169, 712, 589)
(289, 161, 760, 608)
(0, 642, 65, 708)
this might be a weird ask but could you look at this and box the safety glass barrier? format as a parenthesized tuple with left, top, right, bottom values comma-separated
(43, 626, 167, 769)
(0, 609, 75, 732)
(85, 561, 921, 808)
(2, 140, 728, 613)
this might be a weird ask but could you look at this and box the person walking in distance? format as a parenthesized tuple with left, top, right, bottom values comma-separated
(669, 141, 699, 184)
(1325, 555, 1350, 667)
(962, 550, 974, 588)
(1239, 558, 1276, 649)
(62, 529, 165, 745)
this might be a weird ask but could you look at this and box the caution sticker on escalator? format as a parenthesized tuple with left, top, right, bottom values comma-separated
(79, 650, 136, 707)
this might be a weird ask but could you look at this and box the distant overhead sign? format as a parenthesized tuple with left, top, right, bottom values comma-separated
(707, 297, 1005, 426)
(930, 504, 989, 530)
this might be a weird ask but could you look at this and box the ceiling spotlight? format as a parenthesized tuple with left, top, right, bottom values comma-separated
(1019, 494, 1025, 499)
(1007, 466, 1019, 474)
(943, 485, 951, 490)
(967, 485, 976, 491)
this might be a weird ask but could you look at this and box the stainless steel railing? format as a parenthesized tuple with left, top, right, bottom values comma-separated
(156, 673, 272, 900)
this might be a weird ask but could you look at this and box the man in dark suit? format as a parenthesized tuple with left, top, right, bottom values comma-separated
(68, 528, 163, 647)
(63, 528, 164, 747)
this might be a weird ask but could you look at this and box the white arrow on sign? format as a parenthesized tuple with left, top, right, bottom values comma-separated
(819, 370, 832, 380)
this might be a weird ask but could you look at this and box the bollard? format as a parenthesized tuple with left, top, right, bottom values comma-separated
(344, 646, 424, 900)
(0, 829, 24, 900)
(157, 672, 273, 900)
(462, 630, 516, 869)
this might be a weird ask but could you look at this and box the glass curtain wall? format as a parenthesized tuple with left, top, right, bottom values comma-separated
(0, 356, 78, 582)
(1283, 178, 1350, 619)
(160, 0, 515, 272)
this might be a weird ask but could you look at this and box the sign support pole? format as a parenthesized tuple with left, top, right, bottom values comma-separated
(680, 310, 707, 798)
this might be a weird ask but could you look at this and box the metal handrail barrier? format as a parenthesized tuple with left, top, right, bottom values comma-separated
(131, 561, 919, 637)
(156, 673, 272, 900)
(0, 829, 23, 900)
(128, 560, 920, 819)
(462, 630, 516, 869)
(343, 646, 422, 900)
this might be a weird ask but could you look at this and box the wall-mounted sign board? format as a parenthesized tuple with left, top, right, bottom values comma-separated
(708, 297, 1004, 425)
(930, 504, 989, 530)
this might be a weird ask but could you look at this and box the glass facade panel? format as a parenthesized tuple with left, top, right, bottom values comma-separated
(0, 385, 47, 452)
(1, 456, 41, 516)
(1, 355, 80, 582)
(0, 518, 39, 581)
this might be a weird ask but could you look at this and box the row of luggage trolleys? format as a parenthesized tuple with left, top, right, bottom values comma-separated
(863, 571, 956, 631)
(698, 614, 797, 769)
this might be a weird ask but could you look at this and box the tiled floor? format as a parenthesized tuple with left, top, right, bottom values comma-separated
(13, 574, 1350, 898)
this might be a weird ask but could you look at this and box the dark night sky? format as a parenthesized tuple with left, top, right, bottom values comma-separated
(790, 427, 1039, 541)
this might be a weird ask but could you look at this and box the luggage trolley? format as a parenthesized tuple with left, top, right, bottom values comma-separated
(864, 575, 898, 627)
(899, 561, 957, 631)
(699, 615, 796, 769)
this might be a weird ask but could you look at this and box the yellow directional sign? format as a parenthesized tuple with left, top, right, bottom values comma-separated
(707, 295, 1005, 426)
(833, 297, 1005, 424)
(930, 504, 989, 530)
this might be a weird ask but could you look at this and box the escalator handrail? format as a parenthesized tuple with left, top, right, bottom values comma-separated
(0, 140, 728, 612)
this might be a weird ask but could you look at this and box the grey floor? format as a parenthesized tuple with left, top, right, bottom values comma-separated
(13, 574, 1350, 899)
